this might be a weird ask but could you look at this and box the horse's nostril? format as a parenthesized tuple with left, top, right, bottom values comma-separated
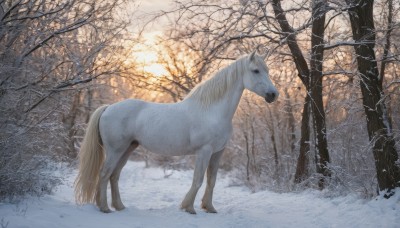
(265, 92, 276, 103)
(269, 93, 276, 99)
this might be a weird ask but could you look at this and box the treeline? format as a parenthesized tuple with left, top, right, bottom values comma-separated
(0, 0, 134, 200)
(1, 0, 399, 201)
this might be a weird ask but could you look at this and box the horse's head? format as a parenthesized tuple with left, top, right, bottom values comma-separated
(242, 51, 279, 103)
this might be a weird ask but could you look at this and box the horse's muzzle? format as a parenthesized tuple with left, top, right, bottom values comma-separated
(265, 92, 277, 103)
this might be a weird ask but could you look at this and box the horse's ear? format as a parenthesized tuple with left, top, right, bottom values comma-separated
(262, 48, 271, 60)
(249, 50, 257, 61)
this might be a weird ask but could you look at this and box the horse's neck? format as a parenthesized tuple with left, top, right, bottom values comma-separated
(216, 78, 244, 120)
(184, 61, 245, 120)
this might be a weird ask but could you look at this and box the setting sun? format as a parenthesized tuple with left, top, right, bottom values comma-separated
(132, 32, 167, 77)
(143, 63, 167, 76)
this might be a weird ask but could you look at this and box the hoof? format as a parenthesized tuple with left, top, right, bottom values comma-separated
(100, 207, 112, 213)
(115, 205, 125, 211)
(201, 204, 217, 213)
(181, 205, 196, 214)
(112, 203, 126, 211)
(205, 208, 217, 213)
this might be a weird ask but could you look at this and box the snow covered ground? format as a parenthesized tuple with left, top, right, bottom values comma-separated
(1, 161, 399, 228)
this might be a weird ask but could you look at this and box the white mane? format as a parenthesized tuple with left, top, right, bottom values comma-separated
(185, 56, 249, 107)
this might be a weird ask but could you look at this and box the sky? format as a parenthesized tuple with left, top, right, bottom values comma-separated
(136, 0, 174, 31)
(128, 0, 175, 76)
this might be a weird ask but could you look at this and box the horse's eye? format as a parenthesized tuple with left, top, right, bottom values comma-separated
(252, 69, 259, 74)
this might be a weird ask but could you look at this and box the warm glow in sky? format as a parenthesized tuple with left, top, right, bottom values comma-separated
(131, 1, 173, 77)
(133, 31, 168, 77)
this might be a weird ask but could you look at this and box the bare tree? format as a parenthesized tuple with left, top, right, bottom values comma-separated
(0, 0, 134, 200)
(270, 0, 331, 187)
(345, 0, 400, 197)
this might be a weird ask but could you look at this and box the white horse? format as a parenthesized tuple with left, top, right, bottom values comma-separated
(74, 51, 279, 214)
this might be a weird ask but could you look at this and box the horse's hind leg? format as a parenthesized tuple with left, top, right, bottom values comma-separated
(96, 159, 116, 213)
(110, 142, 138, 211)
(96, 144, 131, 213)
(201, 149, 223, 213)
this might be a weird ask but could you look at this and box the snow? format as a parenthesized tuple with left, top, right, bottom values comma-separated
(1, 161, 399, 228)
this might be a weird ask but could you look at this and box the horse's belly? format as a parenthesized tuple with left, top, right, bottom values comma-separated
(134, 115, 195, 156)
(138, 133, 194, 156)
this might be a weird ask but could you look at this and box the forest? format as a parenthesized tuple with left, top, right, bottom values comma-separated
(1, 0, 399, 203)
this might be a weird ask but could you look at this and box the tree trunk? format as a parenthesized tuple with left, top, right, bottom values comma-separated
(267, 107, 279, 180)
(294, 95, 310, 183)
(379, 0, 393, 89)
(271, 0, 309, 83)
(245, 133, 250, 181)
(347, 0, 400, 197)
(285, 90, 296, 154)
(63, 91, 82, 159)
(309, 0, 330, 189)
(272, 0, 331, 187)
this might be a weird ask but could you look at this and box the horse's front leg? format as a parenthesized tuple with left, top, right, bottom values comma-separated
(201, 149, 223, 213)
(181, 146, 213, 214)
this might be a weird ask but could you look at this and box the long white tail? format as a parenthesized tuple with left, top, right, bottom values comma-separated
(74, 105, 108, 204)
